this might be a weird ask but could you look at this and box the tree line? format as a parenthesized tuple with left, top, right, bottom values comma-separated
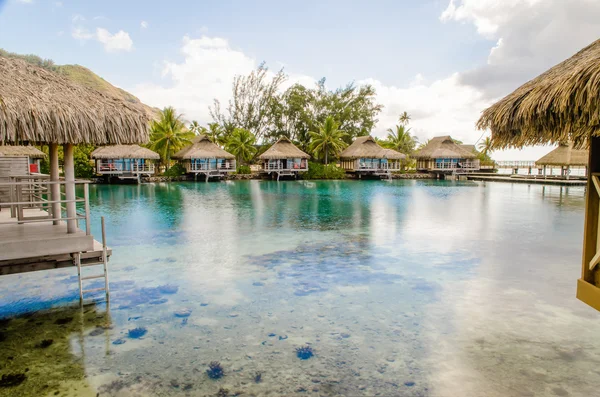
(149, 64, 422, 172)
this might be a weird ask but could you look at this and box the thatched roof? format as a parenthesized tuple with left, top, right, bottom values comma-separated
(0, 145, 46, 159)
(259, 136, 310, 160)
(339, 136, 405, 160)
(477, 39, 600, 149)
(536, 143, 588, 166)
(0, 56, 150, 145)
(91, 145, 160, 160)
(413, 136, 477, 159)
(460, 144, 478, 154)
(172, 135, 235, 160)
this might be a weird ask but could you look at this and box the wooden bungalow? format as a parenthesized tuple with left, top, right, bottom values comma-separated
(172, 134, 236, 181)
(0, 145, 45, 175)
(259, 136, 309, 180)
(91, 144, 160, 181)
(0, 55, 150, 303)
(339, 136, 405, 179)
(414, 136, 480, 177)
(476, 38, 600, 311)
(535, 143, 588, 179)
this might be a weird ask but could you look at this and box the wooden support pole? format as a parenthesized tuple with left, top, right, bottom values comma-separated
(63, 144, 77, 233)
(577, 136, 600, 311)
(49, 143, 62, 225)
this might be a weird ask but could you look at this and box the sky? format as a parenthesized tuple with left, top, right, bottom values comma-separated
(1, 0, 600, 160)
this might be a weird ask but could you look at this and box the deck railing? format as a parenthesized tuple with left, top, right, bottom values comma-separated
(131, 163, 155, 173)
(189, 161, 236, 172)
(0, 175, 91, 235)
(356, 161, 401, 171)
(264, 162, 308, 171)
(97, 161, 155, 174)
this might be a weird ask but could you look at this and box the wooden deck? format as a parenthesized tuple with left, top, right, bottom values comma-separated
(0, 208, 111, 275)
(466, 174, 586, 185)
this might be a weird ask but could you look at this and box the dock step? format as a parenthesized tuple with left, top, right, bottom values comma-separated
(80, 274, 105, 281)
(82, 287, 106, 294)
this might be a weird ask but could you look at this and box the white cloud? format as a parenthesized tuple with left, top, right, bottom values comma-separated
(17, 0, 33, 4)
(71, 26, 93, 41)
(96, 28, 134, 52)
(141, 21, 149, 29)
(72, 14, 85, 23)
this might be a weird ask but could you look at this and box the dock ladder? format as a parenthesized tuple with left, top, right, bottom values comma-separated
(74, 216, 110, 305)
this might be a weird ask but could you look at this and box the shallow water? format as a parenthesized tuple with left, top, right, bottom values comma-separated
(0, 180, 599, 397)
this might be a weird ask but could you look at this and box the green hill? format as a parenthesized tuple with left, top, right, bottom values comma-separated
(0, 48, 159, 120)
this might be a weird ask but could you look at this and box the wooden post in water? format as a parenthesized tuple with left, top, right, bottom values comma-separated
(577, 136, 600, 310)
(63, 144, 77, 234)
(49, 143, 61, 225)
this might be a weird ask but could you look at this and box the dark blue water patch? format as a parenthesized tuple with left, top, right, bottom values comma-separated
(113, 284, 179, 310)
(0, 292, 79, 318)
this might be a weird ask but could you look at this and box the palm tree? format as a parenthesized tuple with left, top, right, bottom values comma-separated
(382, 124, 418, 156)
(150, 107, 194, 171)
(226, 128, 257, 165)
(418, 139, 430, 150)
(309, 116, 348, 165)
(189, 120, 203, 135)
(399, 111, 411, 126)
(477, 136, 493, 157)
(207, 122, 225, 147)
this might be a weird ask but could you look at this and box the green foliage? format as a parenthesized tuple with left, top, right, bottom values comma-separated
(477, 136, 493, 157)
(74, 145, 95, 178)
(381, 124, 418, 156)
(301, 161, 345, 180)
(309, 116, 348, 164)
(452, 138, 464, 145)
(0, 48, 57, 71)
(150, 107, 194, 171)
(210, 65, 383, 148)
(225, 128, 257, 164)
(161, 162, 186, 177)
(236, 165, 252, 174)
(206, 122, 226, 146)
(188, 120, 205, 135)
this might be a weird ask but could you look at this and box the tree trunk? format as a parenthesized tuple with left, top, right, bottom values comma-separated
(325, 147, 328, 165)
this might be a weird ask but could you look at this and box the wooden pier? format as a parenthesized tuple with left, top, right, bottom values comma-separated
(466, 174, 586, 185)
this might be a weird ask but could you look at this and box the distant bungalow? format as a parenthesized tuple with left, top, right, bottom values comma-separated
(259, 137, 309, 180)
(0, 145, 46, 175)
(414, 136, 480, 177)
(91, 144, 160, 181)
(339, 136, 405, 179)
(173, 135, 236, 181)
(536, 142, 588, 179)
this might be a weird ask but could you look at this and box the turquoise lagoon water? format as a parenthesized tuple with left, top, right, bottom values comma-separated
(1, 180, 599, 397)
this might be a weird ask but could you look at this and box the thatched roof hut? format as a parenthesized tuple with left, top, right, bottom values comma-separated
(259, 136, 310, 160)
(0, 56, 150, 145)
(476, 38, 600, 312)
(536, 143, 588, 167)
(91, 145, 160, 160)
(460, 144, 478, 154)
(339, 136, 405, 160)
(172, 135, 235, 160)
(477, 38, 600, 149)
(414, 136, 476, 159)
(0, 145, 46, 158)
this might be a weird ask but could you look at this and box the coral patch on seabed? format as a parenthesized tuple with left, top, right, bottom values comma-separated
(128, 327, 147, 339)
(0, 373, 26, 388)
(206, 361, 224, 379)
(295, 345, 314, 360)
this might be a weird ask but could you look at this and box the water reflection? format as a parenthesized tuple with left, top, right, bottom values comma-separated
(0, 180, 599, 396)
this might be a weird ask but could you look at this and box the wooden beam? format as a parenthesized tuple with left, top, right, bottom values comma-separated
(578, 135, 600, 311)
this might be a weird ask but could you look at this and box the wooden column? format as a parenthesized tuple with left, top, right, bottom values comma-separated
(577, 136, 600, 311)
(49, 143, 62, 226)
(63, 144, 77, 234)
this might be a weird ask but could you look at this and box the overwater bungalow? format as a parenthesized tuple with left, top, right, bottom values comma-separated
(173, 134, 236, 181)
(91, 144, 160, 181)
(0, 145, 46, 175)
(0, 55, 150, 302)
(414, 136, 480, 177)
(339, 136, 405, 179)
(476, 38, 600, 311)
(259, 136, 309, 180)
(535, 143, 588, 179)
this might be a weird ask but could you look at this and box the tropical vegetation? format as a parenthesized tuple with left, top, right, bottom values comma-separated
(308, 117, 348, 165)
(149, 107, 194, 171)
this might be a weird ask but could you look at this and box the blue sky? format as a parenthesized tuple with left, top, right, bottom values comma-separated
(2, 0, 600, 160)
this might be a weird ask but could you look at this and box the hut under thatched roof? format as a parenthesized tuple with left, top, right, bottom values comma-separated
(0, 145, 46, 158)
(414, 136, 479, 173)
(0, 56, 150, 145)
(259, 137, 309, 179)
(91, 145, 160, 160)
(259, 136, 310, 160)
(414, 136, 476, 159)
(476, 38, 600, 311)
(536, 143, 588, 167)
(173, 135, 235, 160)
(173, 135, 236, 180)
(339, 136, 405, 177)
